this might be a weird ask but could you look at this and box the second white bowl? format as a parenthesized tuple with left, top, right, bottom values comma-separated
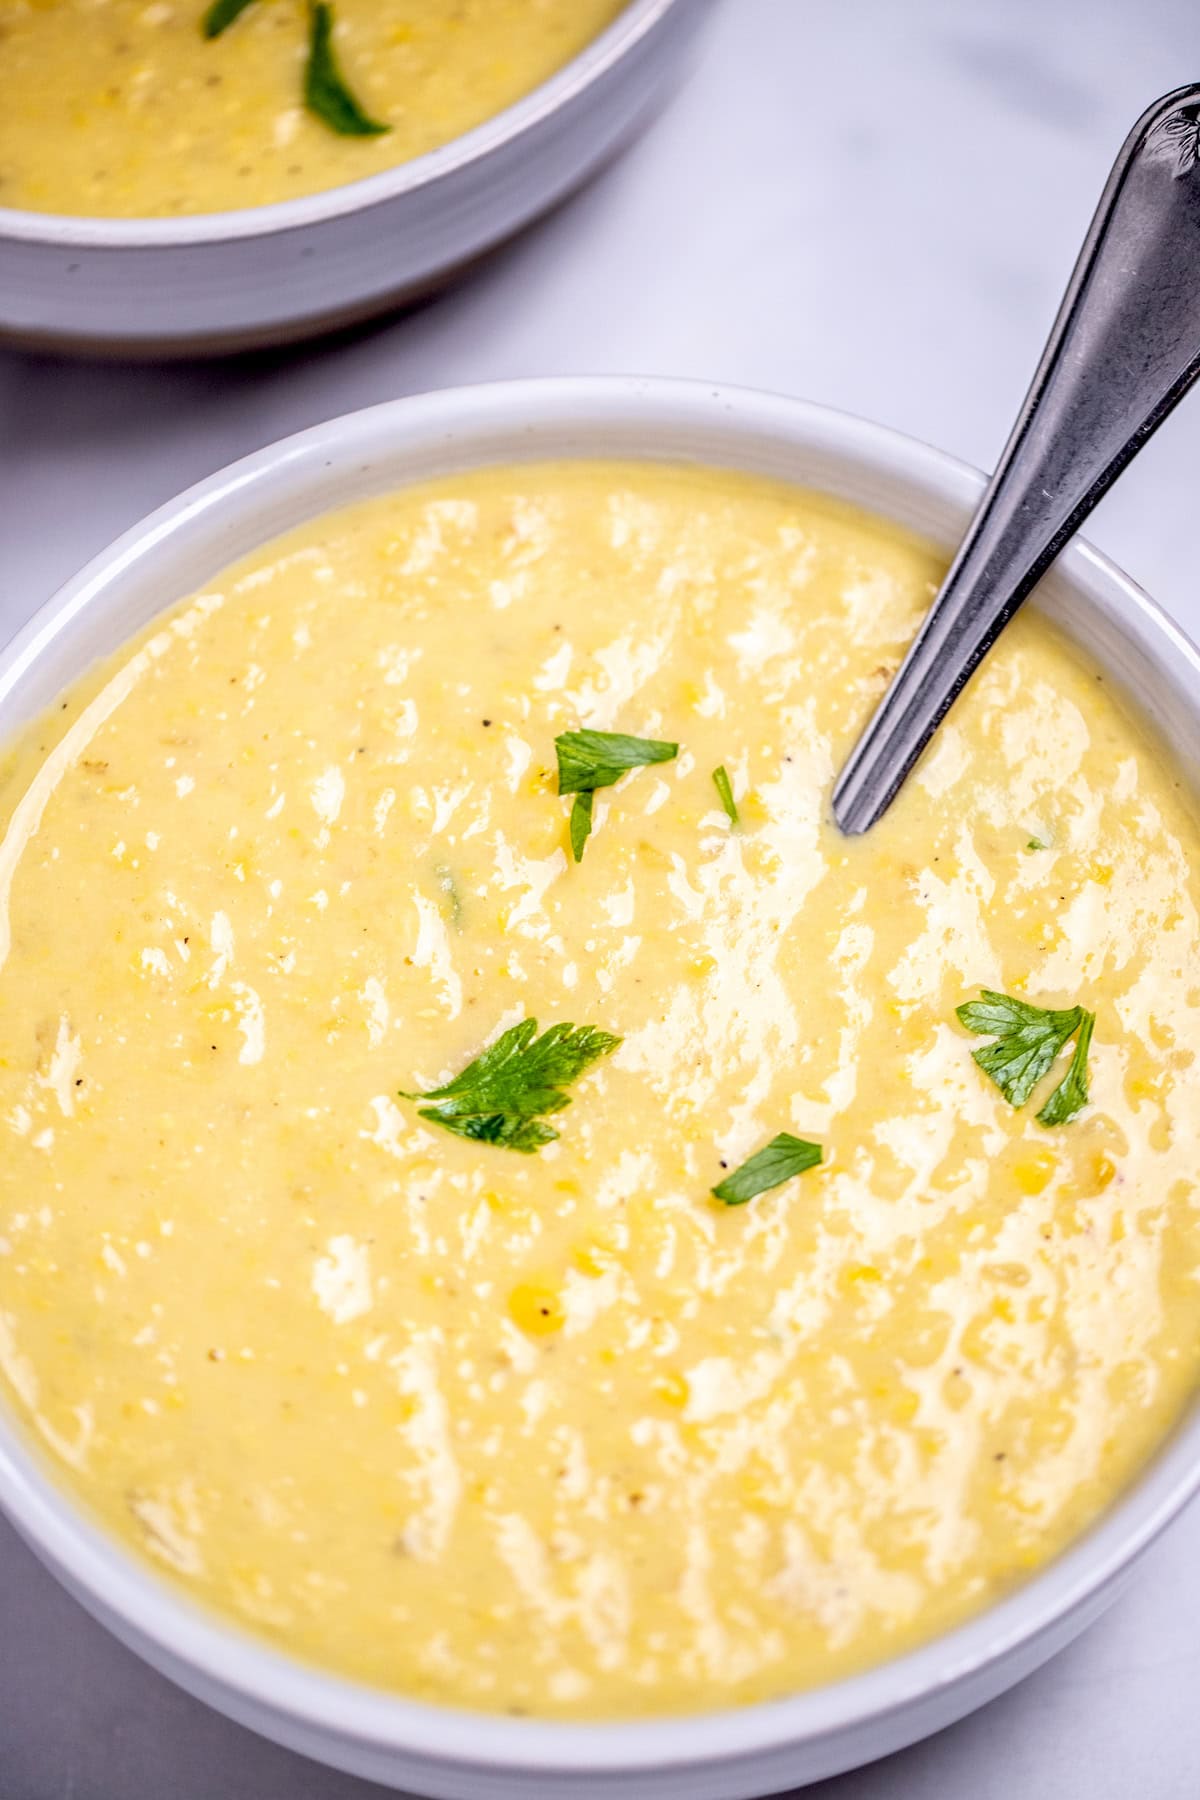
(0, 0, 706, 358)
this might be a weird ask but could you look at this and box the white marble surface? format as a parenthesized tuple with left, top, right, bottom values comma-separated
(2, 1, 1200, 1794)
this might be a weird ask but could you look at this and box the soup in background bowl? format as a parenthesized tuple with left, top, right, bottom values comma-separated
(0, 0, 626, 218)
(0, 379, 1198, 1799)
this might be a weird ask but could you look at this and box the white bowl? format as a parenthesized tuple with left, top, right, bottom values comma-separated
(0, 0, 705, 358)
(2, 378, 1199, 1798)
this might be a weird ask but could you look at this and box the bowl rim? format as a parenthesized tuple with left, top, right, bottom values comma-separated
(2, 374, 1200, 1779)
(0, 0, 679, 250)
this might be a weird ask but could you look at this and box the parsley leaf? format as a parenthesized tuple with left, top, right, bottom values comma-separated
(305, 2, 390, 136)
(1034, 1009, 1094, 1125)
(555, 729, 678, 795)
(712, 765, 738, 825)
(555, 728, 679, 862)
(400, 1018, 621, 1154)
(569, 790, 594, 864)
(202, 0, 256, 36)
(712, 1132, 822, 1205)
(1026, 837, 1049, 851)
(434, 863, 462, 928)
(956, 989, 1095, 1124)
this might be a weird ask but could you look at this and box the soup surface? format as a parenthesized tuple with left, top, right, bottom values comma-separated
(0, 0, 624, 217)
(1, 463, 1199, 1719)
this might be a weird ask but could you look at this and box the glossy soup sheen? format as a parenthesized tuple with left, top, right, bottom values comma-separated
(1, 463, 1199, 1719)
(0, 0, 625, 217)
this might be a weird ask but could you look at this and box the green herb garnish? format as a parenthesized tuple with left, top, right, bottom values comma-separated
(1032, 1009, 1095, 1125)
(305, 2, 390, 136)
(712, 765, 738, 826)
(956, 990, 1096, 1125)
(434, 863, 462, 928)
(400, 1018, 621, 1154)
(555, 728, 679, 862)
(712, 1132, 822, 1205)
(555, 729, 679, 794)
(202, 0, 256, 36)
(569, 791, 594, 864)
(1026, 837, 1049, 852)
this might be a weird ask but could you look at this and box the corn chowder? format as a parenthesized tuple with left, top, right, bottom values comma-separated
(0, 463, 1199, 1718)
(0, 0, 624, 217)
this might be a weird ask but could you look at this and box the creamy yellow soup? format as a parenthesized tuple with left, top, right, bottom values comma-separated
(0, 0, 624, 217)
(1, 463, 1200, 1720)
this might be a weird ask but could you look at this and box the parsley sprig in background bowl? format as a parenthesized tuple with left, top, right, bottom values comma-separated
(203, 1, 391, 138)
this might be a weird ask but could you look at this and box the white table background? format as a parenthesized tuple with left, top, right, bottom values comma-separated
(2, 1, 1199, 1794)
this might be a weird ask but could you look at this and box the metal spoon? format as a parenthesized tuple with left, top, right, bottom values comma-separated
(833, 82, 1200, 835)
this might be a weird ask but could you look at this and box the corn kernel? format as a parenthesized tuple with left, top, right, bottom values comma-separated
(738, 1466, 778, 1509)
(571, 1240, 611, 1278)
(1091, 1152, 1117, 1192)
(654, 1369, 690, 1409)
(1013, 1149, 1055, 1196)
(745, 842, 782, 877)
(508, 1282, 565, 1336)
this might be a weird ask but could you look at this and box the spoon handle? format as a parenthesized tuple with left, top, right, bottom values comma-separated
(834, 83, 1200, 835)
